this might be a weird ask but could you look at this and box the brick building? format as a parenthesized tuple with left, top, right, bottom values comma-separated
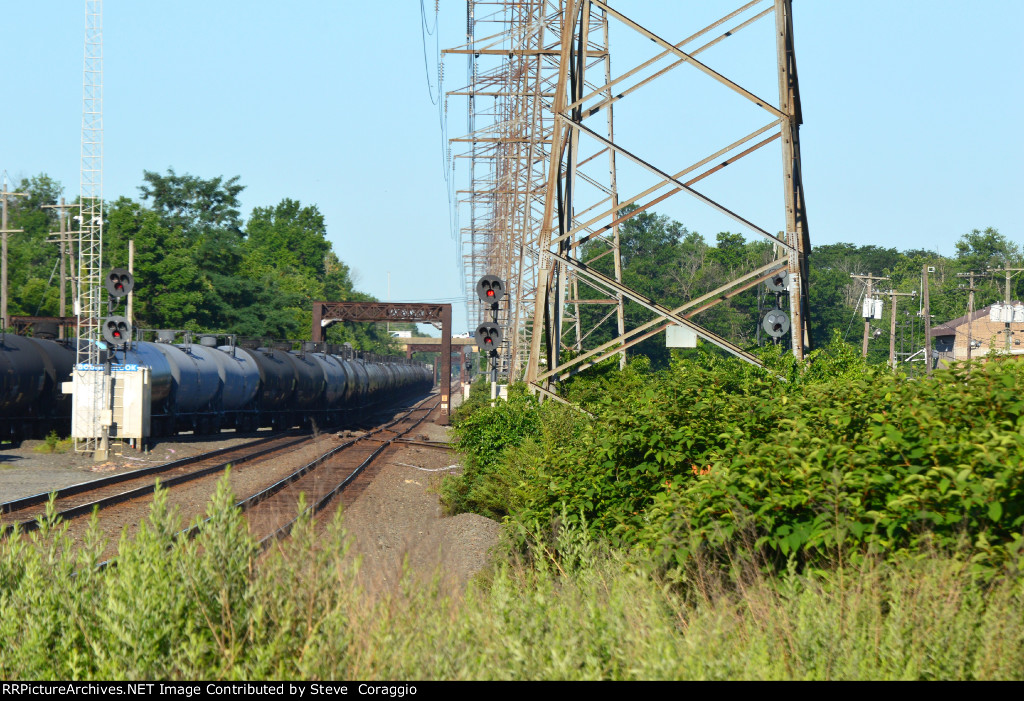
(931, 302, 1024, 365)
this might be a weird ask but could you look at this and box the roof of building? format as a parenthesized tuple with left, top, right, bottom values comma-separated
(931, 302, 1022, 337)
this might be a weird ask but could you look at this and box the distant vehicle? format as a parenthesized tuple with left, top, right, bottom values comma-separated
(390, 331, 413, 338)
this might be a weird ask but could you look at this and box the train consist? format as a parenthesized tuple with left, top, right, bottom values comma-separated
(0, 332, 433, 443)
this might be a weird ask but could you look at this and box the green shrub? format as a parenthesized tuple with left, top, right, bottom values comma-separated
(2, 476, 1023, 679)
(451, 376, 492, 422)
(443, 381, 592, 520)
(443, 384, 543, 518)
(560, 354, 653, 409)
(514, 339, 1024, 573)
(33, 431, 71, 454)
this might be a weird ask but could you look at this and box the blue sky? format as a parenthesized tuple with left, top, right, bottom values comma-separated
(3, 2, 1021, 334)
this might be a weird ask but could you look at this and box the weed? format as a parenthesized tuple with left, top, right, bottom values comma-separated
(1, 480, 1021, 679)
(33, 431, 71, 454)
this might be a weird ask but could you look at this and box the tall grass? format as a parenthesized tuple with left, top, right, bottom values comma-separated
(0, 482, 1021, 680)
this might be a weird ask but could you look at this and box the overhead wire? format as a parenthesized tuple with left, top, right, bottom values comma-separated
(843, 284, 866, 342)
(417, 0, 463, 316)
(33, 257, 62, 316)
(419, 0, 439, 105)
(388, 296, 468, 304)
(416, 0, 454, 236)
(421, 0, 438, 35)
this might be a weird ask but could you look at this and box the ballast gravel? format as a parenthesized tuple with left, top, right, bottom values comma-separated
(1, 395, 503, 595)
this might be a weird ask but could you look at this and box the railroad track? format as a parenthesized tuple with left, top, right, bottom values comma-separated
(0, 395, 440, 538)
(242, 397, 440, 546)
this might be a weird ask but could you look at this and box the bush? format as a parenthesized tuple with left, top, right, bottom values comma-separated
(33, 430, 71, 454)
(3, 457, 1023, 679)
(513, 339, 1024, 574)
(442, 384, 542, 518)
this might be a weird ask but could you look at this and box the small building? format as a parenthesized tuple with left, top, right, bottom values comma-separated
(931, 302, 1024, 364)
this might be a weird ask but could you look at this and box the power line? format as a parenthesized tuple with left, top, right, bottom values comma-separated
(418, 0, 440, 105)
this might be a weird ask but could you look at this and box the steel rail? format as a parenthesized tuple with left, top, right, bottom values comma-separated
(159, 398, 439, 547)
(135, 397, 438, 549)
(82, 397, 441, 572)
(0, 434, 312, 536)
(255, 400, 440, 548)
(0, 431, 306, 516)
(1, 398, 434, 534)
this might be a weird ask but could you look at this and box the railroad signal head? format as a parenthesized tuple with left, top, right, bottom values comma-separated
(761, 308, 790, 339)
(476, 275, 506, 304)
(766, 270, 789, 292)
(102, 316, 131, 347)
(104, 268, 135, 298)
(474, 322, 503, 352)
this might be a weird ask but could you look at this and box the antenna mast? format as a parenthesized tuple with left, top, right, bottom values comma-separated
(75, 0, 106, 454)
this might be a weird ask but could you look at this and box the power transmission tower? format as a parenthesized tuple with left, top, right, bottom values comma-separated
(443, 2, 814, 391)
(521, 0, 813, 393)
(74, 0, 107, 457)
(0, 176, 29, 329)
(445, 1, 625, 380)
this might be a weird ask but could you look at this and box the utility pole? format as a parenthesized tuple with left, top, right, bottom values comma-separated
(885, 289, 917, 370)
(0, 178, 29, 330)
(956, 271, 990, 362)
(851, 273, 889, 358)
(988, 264, 1024, 305)
(127, 239, 134, 326)
(987, 263, 1024, 351)
(43, 198, 81, 338)
(922, 265, 933, 377)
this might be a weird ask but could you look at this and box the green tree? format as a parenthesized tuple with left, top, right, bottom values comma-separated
(245, 199, 330, 279)
(232, 198, 333, 340)
(136, 170, 248, 330)
(954, 227, 1020, 271)
(230, 197, 396, 351)
(709, 231, 746, 272)
(4, 174, 63, 320)
(138, 168, 244, 232)
(576, 206, 688, 366)
(104, 197, 204, 329)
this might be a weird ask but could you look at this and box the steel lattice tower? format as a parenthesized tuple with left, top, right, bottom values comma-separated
(446, 1, 625, 379)
(74, 0, 105, 452)
(524, 0, 812, 392)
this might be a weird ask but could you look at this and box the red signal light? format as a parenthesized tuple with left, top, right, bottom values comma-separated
(476, 275, 505, 303)
(102, 316, 131, 346)
(474, 321, 503, 351)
